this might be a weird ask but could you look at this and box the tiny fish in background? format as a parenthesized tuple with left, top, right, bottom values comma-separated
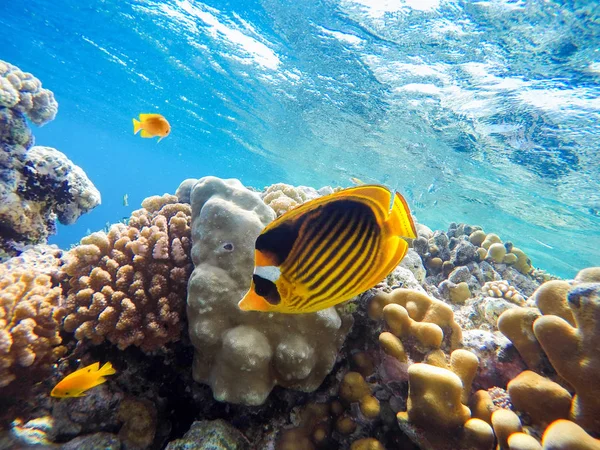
(132, 113, 170, 142)
(123, 193, 128, 206)
(238, 185, 417, 314)
(50, 362, 116, 398)
(349, 176, 365, 185)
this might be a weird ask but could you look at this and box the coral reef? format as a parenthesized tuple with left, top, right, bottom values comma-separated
(185, 176, 353, 405)
(62, 194, 192, 352)
(0, 259, 66, 388)
(0, 61, 99, 256)
(2, 151, 598, 450)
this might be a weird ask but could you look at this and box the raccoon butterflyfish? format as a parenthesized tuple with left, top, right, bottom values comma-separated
(238, 184, 417, 314)
(50, 362, 116, 398)
(132, 113, 170, 142)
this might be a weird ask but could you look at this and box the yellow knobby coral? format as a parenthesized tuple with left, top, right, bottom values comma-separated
(371, 289, 463, 349)
(533, 283, 600, 435)
(398, 363, 471, 430)
(507, 370, 572, 427)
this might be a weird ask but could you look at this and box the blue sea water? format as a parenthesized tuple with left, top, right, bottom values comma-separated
(1, 0, 598, 278)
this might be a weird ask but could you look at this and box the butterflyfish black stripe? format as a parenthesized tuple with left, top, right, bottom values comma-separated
(291, 199, 370, 278)
(306, 223, 381, 309)
(305, 209, 368, 292)
(284, 207, 341, 274)
(306, 214, 376, 302)
(295, 208, 379, 310)
(293, 204, 357, 282)
(298, 200, 376, 283)
(256, 217, 305, 266)
(299, 204, 361, 285)
(294, 228, 380, 312)
(334, 231, 382, 300)
(292, 211, 367, 311)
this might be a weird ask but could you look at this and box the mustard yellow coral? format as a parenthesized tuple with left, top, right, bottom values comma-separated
(533, 283, 600, 435)
(62, 194, 192, 352)
(370, 289, 462, 349)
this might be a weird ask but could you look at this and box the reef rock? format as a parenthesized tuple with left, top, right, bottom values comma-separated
(165, 419, 250, 450)
(1, 68, 99, 257)
(0, 142, 100, 255)
(185, 176, 353, 405)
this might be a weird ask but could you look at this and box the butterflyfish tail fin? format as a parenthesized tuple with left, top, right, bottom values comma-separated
(99, 362, 116, 376)
(133, 118, 142, 134)
(386, 192, 417, 239)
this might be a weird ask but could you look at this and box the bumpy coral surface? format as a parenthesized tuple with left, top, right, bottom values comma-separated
(62, 194, 192, 352)
(0, 262, 65, 388)
(260, 182, 326, 216)
(185, 176, 352, 405)
(1, 111, 99, 256)
(0, 60, 58, 125)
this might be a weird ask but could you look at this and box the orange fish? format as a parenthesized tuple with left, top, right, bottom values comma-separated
(132, 113, 170, 142)
(50, 362, 116, 398)
(238, 185, 417, 314)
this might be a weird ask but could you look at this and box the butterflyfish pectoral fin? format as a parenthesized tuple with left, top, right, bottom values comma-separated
(238, 288, 270, 312)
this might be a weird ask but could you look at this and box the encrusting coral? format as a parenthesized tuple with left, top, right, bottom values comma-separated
(62, 194, 192, 352)
(0, 262, 66, 388)
(183, 176, 353, 406)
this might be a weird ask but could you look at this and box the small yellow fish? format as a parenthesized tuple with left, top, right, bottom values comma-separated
(50, 362, 116, 398)
(349, 177, 365, 185)
(132, 113, 171, 142)
(238, 185, 417, 314)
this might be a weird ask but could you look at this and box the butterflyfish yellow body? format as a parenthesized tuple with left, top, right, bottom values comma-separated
(238, 185, 417, 314)
(132, 113, 170, 142)
(50, 362, 116, 398)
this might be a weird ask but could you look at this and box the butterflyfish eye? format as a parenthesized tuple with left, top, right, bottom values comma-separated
(252, 274, 281, 305)
(223, 243, 234, 251)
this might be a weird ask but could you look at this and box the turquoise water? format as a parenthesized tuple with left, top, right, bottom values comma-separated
(1, 0, 598, 277)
